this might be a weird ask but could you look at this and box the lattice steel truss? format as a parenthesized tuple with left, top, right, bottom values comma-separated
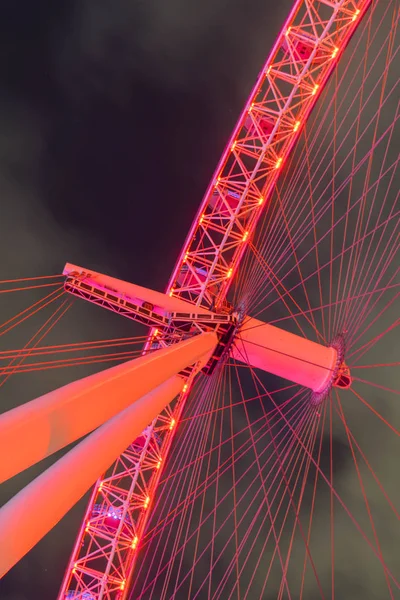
(58, 1, 371, 598)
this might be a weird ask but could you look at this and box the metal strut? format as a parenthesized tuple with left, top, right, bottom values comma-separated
(64, 267, 238, 376)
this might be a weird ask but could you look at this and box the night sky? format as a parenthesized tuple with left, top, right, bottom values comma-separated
(0, 1, 398, 599)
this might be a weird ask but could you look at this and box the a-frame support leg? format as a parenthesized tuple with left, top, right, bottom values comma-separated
(0, 331, 217, 484)
(0, 376, 188, 578)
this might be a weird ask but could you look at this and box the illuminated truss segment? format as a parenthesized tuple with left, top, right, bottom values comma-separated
(168, 0, 371, 310)
(64, 426, 160, 599)
(59, 387, 191, 600)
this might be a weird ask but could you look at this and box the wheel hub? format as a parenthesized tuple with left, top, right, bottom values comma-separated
(310, 334, 352, 405)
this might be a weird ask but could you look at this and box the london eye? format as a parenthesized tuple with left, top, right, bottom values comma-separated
(0, 0, 398, 598)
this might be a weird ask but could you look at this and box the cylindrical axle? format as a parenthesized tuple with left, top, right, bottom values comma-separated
(231, 318, 337, 392)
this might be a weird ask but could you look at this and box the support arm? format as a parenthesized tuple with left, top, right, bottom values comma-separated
(0, 376, 184, 578)
(0, 331, 217, 484)
(63, 263, 214, 316)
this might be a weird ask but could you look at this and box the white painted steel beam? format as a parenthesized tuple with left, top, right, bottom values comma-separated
(0, 331, 217, 484)
(0, 376, 185, 578)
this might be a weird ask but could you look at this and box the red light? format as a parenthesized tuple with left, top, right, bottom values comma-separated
(131, 536, 138, 549)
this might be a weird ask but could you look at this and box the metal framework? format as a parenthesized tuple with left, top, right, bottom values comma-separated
(58, 1, 371, 598)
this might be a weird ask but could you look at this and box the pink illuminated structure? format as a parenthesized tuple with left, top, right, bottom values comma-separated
(0, 330, 217, 486)
(0, 0, 388, 598)
(56, 2, 369, 597)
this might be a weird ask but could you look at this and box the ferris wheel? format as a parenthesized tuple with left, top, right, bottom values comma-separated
(0, 0, 398, 598)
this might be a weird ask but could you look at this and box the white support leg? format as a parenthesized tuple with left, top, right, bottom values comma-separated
(0, 376, 185, 578)
(0, 331, 217, 484)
